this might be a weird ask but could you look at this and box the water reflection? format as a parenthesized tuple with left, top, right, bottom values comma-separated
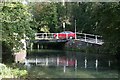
(25, 50, 118, 78)
(26, 50, 117, 70)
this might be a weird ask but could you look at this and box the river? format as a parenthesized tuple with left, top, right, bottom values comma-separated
(24, 49, 118, 78)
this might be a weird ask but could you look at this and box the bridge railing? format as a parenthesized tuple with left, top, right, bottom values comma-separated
(35, 33, 55, 40)
(35, 33, 103, 45)
(76, 33, 103, 44)
(35, 33, 69, 40)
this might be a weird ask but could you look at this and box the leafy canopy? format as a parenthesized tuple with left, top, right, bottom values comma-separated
(1, 2, 36, 52)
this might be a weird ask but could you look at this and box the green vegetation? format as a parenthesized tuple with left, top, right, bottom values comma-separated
(30, 2, 120, 55)
(1, 2, 36, 52)
(31, 3, 58, 32)
(1, 2, 120, 60)
(1, 2, 119, 78)
(0, 63, 27, 78)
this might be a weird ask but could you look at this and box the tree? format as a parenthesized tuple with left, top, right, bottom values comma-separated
(70, 2, 98, 33)
(93, 2, 120, 55)
(1, 2, 36, 52)
(31, 2, 58, 33)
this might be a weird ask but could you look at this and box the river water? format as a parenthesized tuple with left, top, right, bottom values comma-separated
(24, 49, 118, 78)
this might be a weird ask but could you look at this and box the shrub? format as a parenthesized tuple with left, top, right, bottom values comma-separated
(0, 63, 27, 78)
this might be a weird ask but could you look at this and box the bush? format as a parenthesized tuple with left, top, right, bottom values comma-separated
(0, 63, 27, 78)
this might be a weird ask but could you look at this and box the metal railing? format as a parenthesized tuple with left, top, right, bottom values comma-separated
(35, 33, 55, 40)
(35, 33, 104, 45)
(76, 33, 103, 45)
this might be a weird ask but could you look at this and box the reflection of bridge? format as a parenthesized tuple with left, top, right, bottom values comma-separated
(25, 56, 112, 70)
(25, 57, 77, 73)
(25, 57, 77, 67)
(35, 33, 104, 45)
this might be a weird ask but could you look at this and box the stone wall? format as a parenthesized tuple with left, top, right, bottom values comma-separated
(14, 50, 26, 63)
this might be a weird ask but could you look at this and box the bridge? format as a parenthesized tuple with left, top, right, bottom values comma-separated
(34, 33, 104, 45)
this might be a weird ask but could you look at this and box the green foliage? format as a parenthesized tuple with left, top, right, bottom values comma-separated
(40, 26, 50, 33)
(92, 2, 120, 54)
(1, 2, 119, 55)
(69, 3, 97, 33)
(1, 2, 36, 52)
(31, 2, 58, 32)
(31, 2, 120, 55)
(0, 63, 27, 78)
(63, 2, 120, 55)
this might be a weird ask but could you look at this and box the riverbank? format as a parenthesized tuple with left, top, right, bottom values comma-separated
(0, 63, 27, 78)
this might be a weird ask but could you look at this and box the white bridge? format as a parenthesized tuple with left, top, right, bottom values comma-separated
(35, 33, 104, 45)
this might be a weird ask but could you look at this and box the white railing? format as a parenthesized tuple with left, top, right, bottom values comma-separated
(76, 33, 103, 45)
(35, 33, 103, 45)
(35, 33, 55, 40)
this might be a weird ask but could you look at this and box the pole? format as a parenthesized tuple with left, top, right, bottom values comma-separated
(75, 20, 77, 39)
(63, 22, 65, 31)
